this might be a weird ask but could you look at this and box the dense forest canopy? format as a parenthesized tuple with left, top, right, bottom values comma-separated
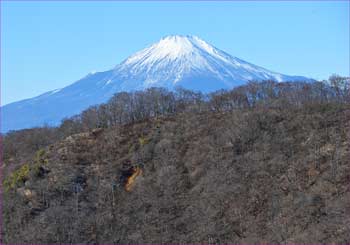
(1, 75, 349, 244)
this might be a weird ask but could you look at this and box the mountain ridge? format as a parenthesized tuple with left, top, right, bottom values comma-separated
(2, 35, 312, 132)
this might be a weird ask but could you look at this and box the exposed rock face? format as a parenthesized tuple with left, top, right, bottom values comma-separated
(2, 106, 350, 244)
(17, 187, 36, 200)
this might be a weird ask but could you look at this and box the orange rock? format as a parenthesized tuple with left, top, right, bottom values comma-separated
(125, 167, 143, 192)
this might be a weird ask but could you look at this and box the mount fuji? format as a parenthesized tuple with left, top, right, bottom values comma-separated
(2, 35, 311, 132)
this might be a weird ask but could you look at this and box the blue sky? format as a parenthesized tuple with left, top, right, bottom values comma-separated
(1, 1, 349, 105)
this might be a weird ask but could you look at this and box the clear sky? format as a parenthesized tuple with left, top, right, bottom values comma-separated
(1, 1, 349, 105)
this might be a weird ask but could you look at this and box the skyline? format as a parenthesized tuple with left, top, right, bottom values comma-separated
(1, 1, 349, 105)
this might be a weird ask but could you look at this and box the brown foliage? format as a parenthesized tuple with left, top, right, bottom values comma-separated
(2, 78, 350, 243)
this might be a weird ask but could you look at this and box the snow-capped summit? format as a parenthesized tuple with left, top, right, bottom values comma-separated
(111, 35, 309, 92)
(118, 35, 228, 79)
(2, 35, 312, 132)
(123, 35, 200, 64)
(121, 35, 227, 67)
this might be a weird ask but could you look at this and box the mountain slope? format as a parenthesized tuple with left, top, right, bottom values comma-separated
(3, 105, 349, 244)
(2, 35, 311, 132)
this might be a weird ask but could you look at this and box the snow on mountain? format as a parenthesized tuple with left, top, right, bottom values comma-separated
(111, 35, 308, 92)
(2, 35, 312, 132)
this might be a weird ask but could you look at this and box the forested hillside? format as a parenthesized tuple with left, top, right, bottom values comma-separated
(1, 76, 350, 244)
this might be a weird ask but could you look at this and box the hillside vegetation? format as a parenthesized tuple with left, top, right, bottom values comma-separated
(1, 77, 350, 244)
